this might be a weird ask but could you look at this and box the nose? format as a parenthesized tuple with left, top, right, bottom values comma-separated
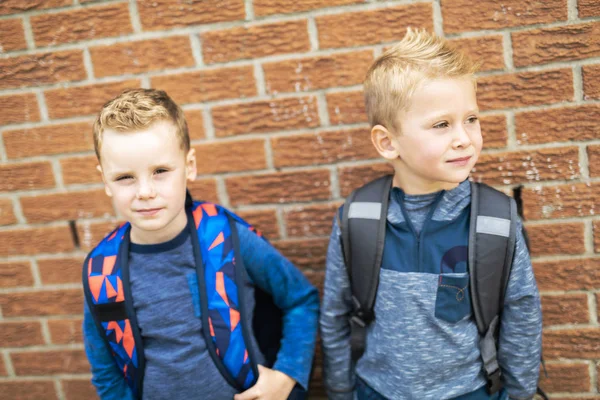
(452, 124, 472, 149)
(136, 178, 156, 199)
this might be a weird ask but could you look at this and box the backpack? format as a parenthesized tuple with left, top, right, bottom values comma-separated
(339, 175, 547, 399)
(83, 195, 306, 399)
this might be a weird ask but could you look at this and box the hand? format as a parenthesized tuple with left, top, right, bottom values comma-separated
(234, 365, 296, 400)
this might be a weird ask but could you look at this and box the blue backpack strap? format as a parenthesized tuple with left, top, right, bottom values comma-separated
(82, 222, 144, 399)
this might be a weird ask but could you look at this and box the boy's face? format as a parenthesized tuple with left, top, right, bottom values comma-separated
(98, 120, 196, 244)
(382, 76, 482, 194)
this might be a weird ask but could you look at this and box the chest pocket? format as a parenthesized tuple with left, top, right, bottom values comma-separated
(435, 272, 472, 323)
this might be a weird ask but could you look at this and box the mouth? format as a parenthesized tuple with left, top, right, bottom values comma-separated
(135, 208, 163, 216)
(446, 156, 472, 165)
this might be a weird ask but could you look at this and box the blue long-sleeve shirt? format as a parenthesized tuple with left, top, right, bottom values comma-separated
(84, 219, 319, 399)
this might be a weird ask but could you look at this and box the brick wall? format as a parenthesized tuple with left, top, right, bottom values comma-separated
(0, 0, 598, 399)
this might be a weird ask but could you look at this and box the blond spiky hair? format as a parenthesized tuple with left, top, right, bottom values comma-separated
(364, 28, 479, 132)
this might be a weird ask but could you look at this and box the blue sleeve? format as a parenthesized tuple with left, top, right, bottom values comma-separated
(83, 299, 135, 400)
(497, 219, 543, 399)
(236, 222, 320, 391)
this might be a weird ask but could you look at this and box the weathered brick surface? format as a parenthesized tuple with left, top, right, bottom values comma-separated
(90, 37, 194, 78)
(515, 104, 600, 144)
(151, 66, 256, 105)
(271, 128, 377, 168)
(0, 289, 82, 317)
(512, 22, 600, 67)
(583, 64, 600, 100)
(526, 222, 585, 256)
(45, 80, 140, 119)
(212, 96, 320, 137)
(137, 0, 245, 30)
(579, 0, 600, 17)
(0, 0, 70, 15)
(594, 221, 600, 253)
(472, 146, 580, 185)
(538, 362, 591, 393)
(263, 50, 373, 94)
(0, 225, 74, 257)
(194, 139, 267, 174)
(62, 379, 99, 400)
(0, 261, 33, 288)
(327, 90, 366, 125)
(0, 93, 40, 125)
(441, 0, 567, 33)
(0, 18, 26, 51)
(0, 162, 56, 192)
(0, 198, 17, 226)
(339, 163, 394, 197)
(76, 220, 119, 252)
(480, 114, 508, 149)
(521, 183, 599, 220)
(543, 328, 600, 359)
(273, 238, 328, 269)
(37, 257, 83, 285)
(0, 50, 86, 90)
(0, 359, 5, 376)
(253, 0, 362, 16)
(20, 189, 114, 223)
(316, 4, 433, 49)
(188, 178, 220, 204)
(0, 381, 58, 400)
(541, 294, 589, 326)
(48, 319, 83, 344)
(31, 3, 132, 46)
(12, 349, 88, 375)
(3, 122, 94, 159)
(533, 258, 600, 291)
(589, 145, 600, 177)
(226, 170, 331, 205)
(60, 155, 102, 185)
(450, 35, 504, 72)
(236, 209, 280, 239)
(184, 109, 206, 141)
(284, 203, 340, 237)
(202, 20, 310, 64)
(477, 69, 573, 110)
(0, 321, 45, 347)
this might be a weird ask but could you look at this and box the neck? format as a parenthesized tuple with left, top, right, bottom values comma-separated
(392, 169, 459, 195)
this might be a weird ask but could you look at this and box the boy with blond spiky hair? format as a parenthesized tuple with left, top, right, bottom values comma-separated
(320, 29, 542, 400)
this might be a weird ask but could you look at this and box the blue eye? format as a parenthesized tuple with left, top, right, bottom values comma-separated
(433, 121, 449, 129)
(116, 175, 133, 181)
(467, 116, 479, 124)
(155, 168, 169, 174)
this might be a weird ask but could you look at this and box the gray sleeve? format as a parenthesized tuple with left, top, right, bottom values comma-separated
(497, 219, 542, 399)
(319, 215, 355, 400)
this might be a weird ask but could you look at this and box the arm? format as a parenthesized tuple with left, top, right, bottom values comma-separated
(319, 215, 355, 400)
(497, 219, 543, 399)
(83, 299, 135, 400)
(236, 222, 320, 391)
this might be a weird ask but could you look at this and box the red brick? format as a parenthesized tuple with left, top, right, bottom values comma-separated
(0, 289, 81, 317)
(45, 80, 140, 119)
(60, 155, 101, 185)
(212, 96, 319, 137)
(48, 319, 83, 344)
(317, 4, 433, 49)
(327, 90, 366, 125)
(477, 69, 573, 111)
(512, 22, 600, 67)
(151, 66, 256, 105)
(0, 261, 33, 288)
(304, 269, 325, 293)
(541, 294, 590, 326)
(12, 349, 88, 375)
(0, 381, 58, 400)
(583, 64, 600, 100)
(236, 209, 280, 239)
(0, 321, 45, 347)
(31, 3, 132, 47)
(202, 20, 310, 64)
(272, 128, 377, 168)
(522, 182, 599, 220)
(534, 258, 600, 291)
(0, 198, 17, 226)
(526, 222, 585, 256)
(480, 114, 507, 149)
(594, 221, 600, 253)
(264, 51, 373, 94)
(273, 238, 328, 270)
(338, 163, 393, 197)
(0, 225, 74, 257)
(20, 189, 114, 224)
(226, 170, 331, 206)
(0, 161, 56, 192)
(0, 93, 40, 125)
(544, 328, 600, 359)
(254, 0, 363, 16)
(184, 109, 205, 141)
(442, 0, 567, 33)
(38, 257, 83, 285)
(137, 0, 244, 30)
(0, 359, 5, 376)
(62, 379, 99, 400)
(0, 50, 86, 90)
(3, 121, 94, 159)
(90, 37, 194, 78)
(194, 139, 267, 174)
(188, 178, 219, 204)
(285, 203, 340, 238)
(471, 146, 580, 185)
(589, 145, 600, 177)
(450, 35, 504, 72)
(0, 18, 26, 51)
(0, 0, 70, 15)
(580, 0, 600, 17)
(76, 220, 120, 252)
(538, 362, 591, 393)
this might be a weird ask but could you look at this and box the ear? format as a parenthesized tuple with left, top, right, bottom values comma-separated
(185, 148, 197, 182)
(97, 164, 113, 197)
(371, 124, 400, 160)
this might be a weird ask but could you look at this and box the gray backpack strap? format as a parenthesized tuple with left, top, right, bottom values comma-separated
(340, 175, 393, 362)
(469, 182, 517, 394)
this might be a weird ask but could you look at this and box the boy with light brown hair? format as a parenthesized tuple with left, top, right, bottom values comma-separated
(320, 29, 542, 400)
